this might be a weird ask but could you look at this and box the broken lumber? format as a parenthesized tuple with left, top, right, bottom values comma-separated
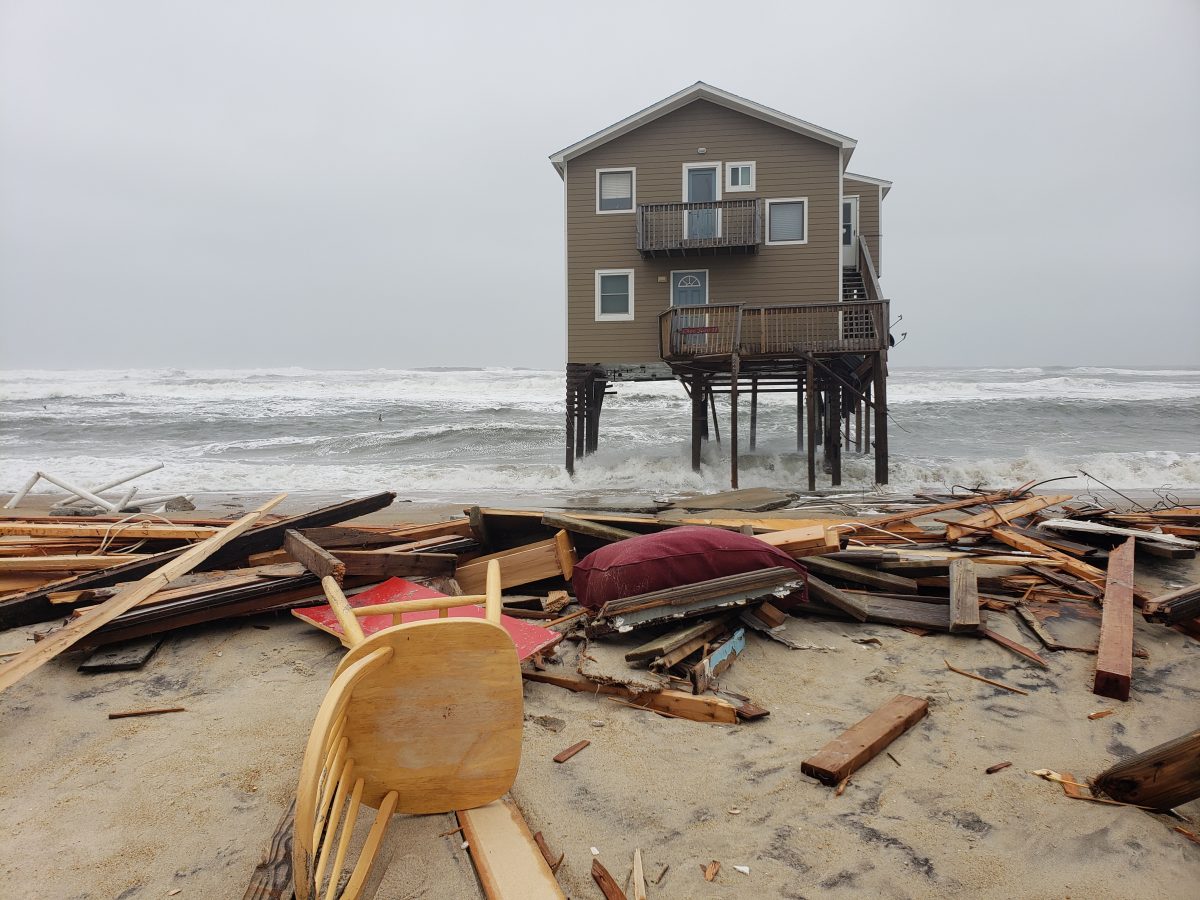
(1039, 518, 1199, 550)
(456, 797, 566, 900)
(687, 627, 746, 693)
(1143, 582, 1200, 625)
(1093, 538, 1135, 702)
(1093, 728, 1200, 810)
(553, 740, 590, 763)
(801, 694, 928, 785)
(540, 513, 638, 543)
(805, 575, 869, 621)
(590, 859, 627, 900)
(944, 494, 1072, 542)
(0, 491, 395, 629)
(521, 670, 738, 724)
(948, 559, 980, 633)
(624, 615, 734, 664)
(803, 556, 919, 594)
(456, 532, 575, 594)
(283, 529, 344, 582)
(0, 495, 286, 693)
(242, 799, 296, 900)
(334, 550, 456, 579)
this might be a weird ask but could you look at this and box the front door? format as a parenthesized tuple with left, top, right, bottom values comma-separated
(841, 195, 859, 266)
(685, 166, 719, 240)
(671, 270, 708, 349)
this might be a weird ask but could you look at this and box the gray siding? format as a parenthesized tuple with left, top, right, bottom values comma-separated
(565, 99, 842, 365)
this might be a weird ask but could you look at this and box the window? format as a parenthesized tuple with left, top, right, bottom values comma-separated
(765, 198, 808, 245)
(725, 161, 755, 192)
(596, 168, 635, 213)
(595, 269, 634, 320)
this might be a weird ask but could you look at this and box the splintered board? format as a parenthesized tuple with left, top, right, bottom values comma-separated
(291, 577, 560, 661)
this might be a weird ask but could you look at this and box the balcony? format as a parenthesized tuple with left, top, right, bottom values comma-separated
(636, 199, 762, 257)
(659, 300, 890, 362)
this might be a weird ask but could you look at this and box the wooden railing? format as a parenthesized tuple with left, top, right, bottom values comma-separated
(659, 300, 890, 360)
(637, 199, 762, 255)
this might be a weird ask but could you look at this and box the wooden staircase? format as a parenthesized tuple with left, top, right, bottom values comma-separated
(843, 268, 868, 301)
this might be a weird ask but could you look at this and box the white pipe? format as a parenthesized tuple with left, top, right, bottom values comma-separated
(115, 486, 139, 512)
(56, 462, 165, 507)
(4, 472, 42, 509)
(33, 471, 120, 513)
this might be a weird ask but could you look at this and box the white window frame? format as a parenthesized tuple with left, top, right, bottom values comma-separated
(765, 197, 809, 246)
(594, 269, 635, 321)
(595, 167, 636, 215)
(725, 161, 756, 192)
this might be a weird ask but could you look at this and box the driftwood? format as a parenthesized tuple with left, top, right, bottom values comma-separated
(1093, 729, 1200, 810)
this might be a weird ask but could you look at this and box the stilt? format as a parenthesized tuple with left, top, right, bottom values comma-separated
(873, 352, 889, 485)
(796, 372, 804, 452)
(855, 395, 862, 452)
(708, 385, 721, 444)
(829, 383, 842, 487)
(749, 375, 758, 450)
(815, 391, 824, 445)
(574, 386, 585, 460)
(806, 362, 817, 492)
(729, 355, 740, 489)
(690, 376, 704, 473)
(844, 391, 851, 451)
(585, 373, 604, 455)
(864, 382, 872, 454)
(565, 371, 576, 476)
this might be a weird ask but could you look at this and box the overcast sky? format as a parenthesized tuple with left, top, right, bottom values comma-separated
(1, 1, 1197, 370)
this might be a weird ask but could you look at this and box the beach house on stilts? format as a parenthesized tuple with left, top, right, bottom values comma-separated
(550, 82, 896, 489)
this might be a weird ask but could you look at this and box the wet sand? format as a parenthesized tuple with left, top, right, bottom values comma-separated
(0, 494, 1196, 898)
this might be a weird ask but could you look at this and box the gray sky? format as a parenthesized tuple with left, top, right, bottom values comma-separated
(1, 0, 1197, 370)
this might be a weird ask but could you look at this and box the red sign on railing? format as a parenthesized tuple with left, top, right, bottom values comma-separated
(678, 326, 719, 334)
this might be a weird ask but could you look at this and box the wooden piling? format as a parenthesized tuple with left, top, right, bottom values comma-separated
(806, 362, 817, 491)
(730, 355, 740, 489)
(690, 376, 704, 473)
(749, 376, 758, 450)
(873, 352, 889, 484)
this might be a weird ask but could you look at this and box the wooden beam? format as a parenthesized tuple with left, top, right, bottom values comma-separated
(803, 556, 919, 594)
(805, 575, 869, 622)
(1093, 728, 1200, 810)
(944, 495, 1073, 542)
(801, 694, 928, 785)
(455, 533, 575, 594)
(283, 529, 345, 582)
(0, 522, 220, 540)
(457, 796, 565, 900)
(1142, 582, 1200, 624)
(0, 491, 396, 629)
(0, 495, 286, 694)
(541, 513, 638, 543)
(521, 670, 738, 725)
(624, 615, 734, 664)
(334, 550, 456, 579)
(0, 554, 149, 572)
(861, 491, 1013, 530)
(948, 559, 980, 632)
(1093, 538, 1135, 701)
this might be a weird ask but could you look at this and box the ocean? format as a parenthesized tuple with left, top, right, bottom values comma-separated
(2, 366, 1198, 505)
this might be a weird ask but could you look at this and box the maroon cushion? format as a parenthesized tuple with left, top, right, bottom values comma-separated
(572, 526, 807, 612)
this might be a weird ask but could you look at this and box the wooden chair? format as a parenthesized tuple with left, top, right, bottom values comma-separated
(293, 560, 522, 900)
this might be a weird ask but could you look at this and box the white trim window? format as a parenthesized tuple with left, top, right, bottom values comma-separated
(596, 168, 635, 214)
(765, 197, 808, 246)
(725, 161, 755, 192)
(595, 269, 634, 321)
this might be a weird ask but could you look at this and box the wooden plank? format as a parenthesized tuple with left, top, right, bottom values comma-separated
(651, 620, 732, 671)
(1093, 538, 1135, 701)
(0, 522, 220, 540)
(624, 615, 734, 663)
(78, 635, 164, 672)
(0, 491, 396, 629)
(1142, 583, 1200, 624)
(667, 486, 798, 512)
(1027, 563, 1103, 599)
(948, 559, 980, 633)
(803, 556, 919, 594)
(990, 528, 1108, 589)
(540, 513, 638, 543)
(598, 567, 801, 617)
(456, 796, 565, 900)
(455, 533, 573, 594)
(945, 494, 1073, 541)
(800, 694, 929, 785)
(1039, 518, 1199, 549)
(860, 491, 1015, 529)
(242, 798, 296, 900)
(590, 859, 627, 900)
(283, 529, 344, 582)
(803, 576, 869, 622)
(521, 670, 738, 725)
(688, 627, 746, 693)
(335, 550, 456, 579)
(0, 554, 149, 572)
(1093, 728, 1200, 810)
(468, 505, 492, 550)
(0, 495, 286, 694)
(553, 740, 590, 764)
(979, 626, 1049, 669)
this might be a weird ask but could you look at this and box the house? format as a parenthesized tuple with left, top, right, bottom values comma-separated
(549, 82, 895, 488)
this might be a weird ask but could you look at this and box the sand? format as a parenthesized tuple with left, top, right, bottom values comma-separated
(0, 495, 1197, 899)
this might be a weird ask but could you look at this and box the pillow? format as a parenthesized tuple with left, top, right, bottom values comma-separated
(572, 525, 807, 612)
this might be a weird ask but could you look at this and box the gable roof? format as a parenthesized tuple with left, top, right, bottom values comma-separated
(844, 171, 893, 198)
(549, 81, 856, 176)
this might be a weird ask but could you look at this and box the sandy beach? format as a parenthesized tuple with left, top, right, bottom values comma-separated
(0, 493, 1196, 900)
